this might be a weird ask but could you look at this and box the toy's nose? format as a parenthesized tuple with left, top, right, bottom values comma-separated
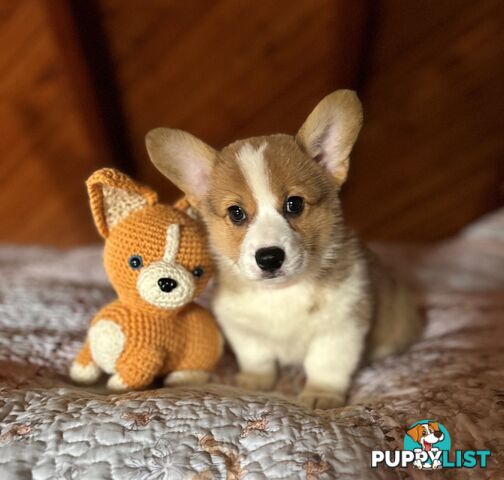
(158, 277, 178, 293)
(434, 431, 443, 438)
(255, 247, 285, 272)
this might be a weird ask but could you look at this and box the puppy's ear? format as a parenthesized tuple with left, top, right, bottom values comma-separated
(407, 425, 422, 443)
(146, 128, 217, 208)
(296, 89, 362, 185)
(86, 168, 158, 238)
(429, 422, 440, 431)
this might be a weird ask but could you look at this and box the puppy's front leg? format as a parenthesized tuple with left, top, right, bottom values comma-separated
(228, 327, 277, 391)
(299, 332, 364, 409)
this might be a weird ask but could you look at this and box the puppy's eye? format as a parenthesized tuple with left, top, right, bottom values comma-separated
(284, 196, 304, 216)
(128, 255, 143, 270)
(227, 205, 247, 225)
(192, 266, 204, 278)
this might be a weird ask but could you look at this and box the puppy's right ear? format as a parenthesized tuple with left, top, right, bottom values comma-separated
(86, 168, 158, 238)
(146, 128, 217, 208)
(296, 90, 362, 185)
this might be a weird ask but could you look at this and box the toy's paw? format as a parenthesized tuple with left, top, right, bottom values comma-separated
(69, 361, 101, 384)
(297, 388, 346, 410)
(164, 370, 209, 386)
(235, 371, 276, 391)
(107, 373, 129, 391)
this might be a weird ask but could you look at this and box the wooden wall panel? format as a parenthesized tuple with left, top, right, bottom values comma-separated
(98, 0, 503, 241)
(344, 0, 504, 240)
(97, 0, 368, 199)
(1, 1, 502, 246)
(0, 0, 114, 246)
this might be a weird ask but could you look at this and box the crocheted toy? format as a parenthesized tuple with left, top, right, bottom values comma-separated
(70, 168, 222, 391)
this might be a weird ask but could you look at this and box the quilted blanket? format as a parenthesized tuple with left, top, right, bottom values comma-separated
(1, 210, 503, 479)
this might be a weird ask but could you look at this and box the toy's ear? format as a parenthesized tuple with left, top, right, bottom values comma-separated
(173, 196, 199, 220)
(86, 168, 158, 238)
(146, 128, 217, 208)
(407, 425, 422, 443)
(296, 89, 363, 185)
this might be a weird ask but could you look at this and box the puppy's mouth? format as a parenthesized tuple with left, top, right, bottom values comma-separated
(261, 270, 284, 280)
(256, 262, 307, 287)
(259, 270, 288, 284)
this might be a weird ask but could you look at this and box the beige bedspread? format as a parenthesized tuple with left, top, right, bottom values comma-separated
(0, 210, 503, 479)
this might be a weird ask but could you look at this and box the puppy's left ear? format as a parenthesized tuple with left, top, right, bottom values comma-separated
(296, 89, 363, 185)
(146, 128, 217, 209)
(430, 422, 440, 431)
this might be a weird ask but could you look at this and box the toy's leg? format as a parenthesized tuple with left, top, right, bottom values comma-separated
(164, 306, 222, 380)
(70, 342, 101, 384)
(108, 347, 164, 391)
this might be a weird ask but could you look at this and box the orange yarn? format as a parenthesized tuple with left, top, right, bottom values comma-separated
(71, 168, 221, 390)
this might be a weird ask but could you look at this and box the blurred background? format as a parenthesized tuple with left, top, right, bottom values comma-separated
(1, 0, 503, 246)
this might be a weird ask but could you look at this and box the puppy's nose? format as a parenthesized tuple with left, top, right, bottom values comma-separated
(255, 247, 285, 272)
(158, 277, 178, 293)
(434, 431, 443, 438)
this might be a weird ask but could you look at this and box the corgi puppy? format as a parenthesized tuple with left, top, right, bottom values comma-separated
(146, 90, 421, 408)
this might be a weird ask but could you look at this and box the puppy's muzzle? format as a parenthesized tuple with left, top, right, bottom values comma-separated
(255, 247, 285, 272)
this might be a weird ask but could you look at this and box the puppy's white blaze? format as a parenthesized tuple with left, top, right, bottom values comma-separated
(235, 142, 304, 279)
(235, 142, 274, 208)
(163, 224, 180, 263)
(236, 141, 286, 251)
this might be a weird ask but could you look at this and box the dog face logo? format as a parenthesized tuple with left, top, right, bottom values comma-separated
(407, 422, 444, 452)
(404, 420, 450, 470)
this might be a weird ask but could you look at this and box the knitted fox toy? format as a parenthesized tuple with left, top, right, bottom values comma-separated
(70, 168, 222, 391)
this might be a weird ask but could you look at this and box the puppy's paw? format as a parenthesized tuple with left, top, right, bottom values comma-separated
(298, 388, 346, 409)
(107, 373, 129, 391)
(235, 371, 276, 391)
(69, 361, 101, 384)
(164, 370, 209, 386)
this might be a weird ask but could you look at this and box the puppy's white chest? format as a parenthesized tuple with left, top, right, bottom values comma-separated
(213, 281, 319, 362)
(213, 261, 368, 365)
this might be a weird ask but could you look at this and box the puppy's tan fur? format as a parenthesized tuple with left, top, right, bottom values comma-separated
(146, 90, 422, 409)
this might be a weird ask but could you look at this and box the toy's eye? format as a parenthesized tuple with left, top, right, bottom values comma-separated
(284, 196, 304, 216)
(228, 205, 247, 225)
(128, 255, 143, 270)
(192, 266, 204, 278)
